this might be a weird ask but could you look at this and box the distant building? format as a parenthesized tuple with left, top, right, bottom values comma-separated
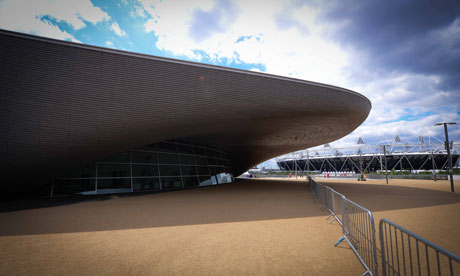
(277, 136, 459, 173)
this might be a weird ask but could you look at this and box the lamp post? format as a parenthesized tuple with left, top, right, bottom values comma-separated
(383, 145, 388, 184)
(434, 122, 457, 192)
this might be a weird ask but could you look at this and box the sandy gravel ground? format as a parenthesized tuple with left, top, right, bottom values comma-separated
(1, 178, 459, 275)
(313, 178, 460, 254)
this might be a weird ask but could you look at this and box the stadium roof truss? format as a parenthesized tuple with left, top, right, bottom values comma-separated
(276, 137, 460, 173)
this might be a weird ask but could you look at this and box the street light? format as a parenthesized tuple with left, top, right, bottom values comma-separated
(434, 122, 457, 192)
(383, 145, 389, 184)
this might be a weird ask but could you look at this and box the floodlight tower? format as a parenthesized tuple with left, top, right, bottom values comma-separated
(434, 122, 457, 192)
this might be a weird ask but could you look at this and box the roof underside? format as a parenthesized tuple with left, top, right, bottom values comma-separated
(0, 29, 371, 192)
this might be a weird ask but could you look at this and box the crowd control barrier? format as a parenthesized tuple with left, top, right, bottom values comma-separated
(308, 177, 378, 275)
(340, 197, 379, 275)
(326, 186, 345, 226)
(308, 177, 460, 276)
(379, 218, 460, 276)
(309, 176, 318, 197)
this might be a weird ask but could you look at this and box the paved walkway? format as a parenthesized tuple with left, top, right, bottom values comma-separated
(1, 178, 459, 275)
(315, 178, 460, 256)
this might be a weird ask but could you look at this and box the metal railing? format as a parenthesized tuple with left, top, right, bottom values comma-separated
(340, 196, 379, 275)
(308, 177, 378, 275)
(308, 177, 460, 276)
(380, 218, 460, 276)
(326, 186, 345, 226)
(310, 176, 318, 196)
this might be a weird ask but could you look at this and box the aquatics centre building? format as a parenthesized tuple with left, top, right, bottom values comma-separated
(0, 29, 371, 196)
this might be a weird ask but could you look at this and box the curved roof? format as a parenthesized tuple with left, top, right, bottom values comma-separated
(0, 29, 371, 191)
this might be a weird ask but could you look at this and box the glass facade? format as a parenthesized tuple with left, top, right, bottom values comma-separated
(53, 140, 234, 195)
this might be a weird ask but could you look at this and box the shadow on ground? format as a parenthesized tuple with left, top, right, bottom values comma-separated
(1, 179, 459, 236)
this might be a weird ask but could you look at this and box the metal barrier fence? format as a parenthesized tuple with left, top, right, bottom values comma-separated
(308, 177, 460, 276)
(308, 177, 378, 275)
(340, 196, 379, 275)
(326, 186, 345, 226)
(309, 176, 318, 196)
(379, 218, 460, 276)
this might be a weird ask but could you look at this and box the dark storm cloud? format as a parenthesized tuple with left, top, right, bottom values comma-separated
(188, 0, 240, 42)
(318, 0, 460, 89)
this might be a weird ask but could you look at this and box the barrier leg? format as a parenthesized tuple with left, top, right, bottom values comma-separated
(334, 236, 345, 247)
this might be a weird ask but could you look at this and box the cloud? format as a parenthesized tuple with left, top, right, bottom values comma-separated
(0, 0, 109, 41)
(111, 21, 126, 36)
(144, 18, 155, 33)
(140, 0, 348, 85)
(134, 5, 146, 17)
(318, 0, 460, 90)
(274, 2, 312, 35)
(188, 0, 240, 42)
(337, 111, 460, 146)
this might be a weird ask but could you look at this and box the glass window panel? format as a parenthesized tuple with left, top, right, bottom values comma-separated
(215, 158, 224, 166)
(217, 173, 232, 184)
(160, 165, 180, 176)
(209, 166, 217, 176)
(66, 164, 96, 178)
(161, 177, 182, 189)
(215, 151, 224, 159)
(215, 166, 225, 174)
(52, 143, 233, 195)
(199, 176, 212, 186)
(179, 155, 195, 165)
(158, 153, 178, 164)
(195, 156, 208, 165)
(205, 148, 215, 158)
(181, 165, 197, 176)
(132, 164, 158, 177)
(137, 144, 156, 152)
(97, 178, 131, 189)
(182, 176, 199, 188)
(54, 179, 95, 195)
(194, 147, 206, 156)
(79, 164, 96, 178)
(132, 151, 157, 164)
(197, 166, 210, 175)
(101, 152, 130, 163)
(133, 177, 160, 191)
(177, 144, 194, 154)
(156, 142, 177, 153)
(98, 163, 130, 178)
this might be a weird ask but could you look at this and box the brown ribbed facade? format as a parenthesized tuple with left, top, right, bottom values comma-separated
(0, 29, 371, 194)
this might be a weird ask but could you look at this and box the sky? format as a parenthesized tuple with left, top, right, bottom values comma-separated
(1, 0, 459, 168)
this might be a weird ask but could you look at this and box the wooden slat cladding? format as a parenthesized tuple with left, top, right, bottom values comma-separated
(0, 29, 371, 193)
